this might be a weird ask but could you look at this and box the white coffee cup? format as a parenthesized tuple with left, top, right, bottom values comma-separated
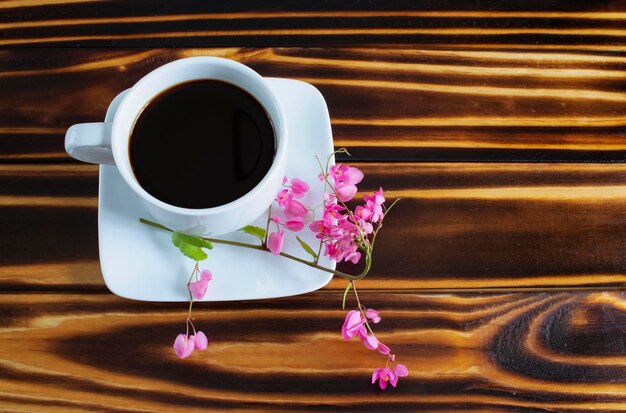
(65, 57, 288, 236)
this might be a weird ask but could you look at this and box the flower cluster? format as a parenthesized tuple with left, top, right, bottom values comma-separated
(173, 266, 212, 359)
(264, 151, 406, 390)
(309, 164, 386, 266)
(155, 149, 404, 389)
(173, 330, 208, 359)
(267, 177, 311, 255)
(342, 307, 408, 389)
(269, 161, 385, 266)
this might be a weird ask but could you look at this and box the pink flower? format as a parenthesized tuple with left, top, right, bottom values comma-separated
(318, 215, 361, 263)
(341, 310, 365, 340)
(324, 243, 340, 260)
(357, 219, 373, 235)
(364, 200, 384, 223)
(355, 205, 371, 221)
(329, 164, 349, 183)
(276, 189, 292, 208)
(173, 334, 195, 359)
(191, 331, 208, 350)
(309, 219, 326, 234)
(290, 178, 309, 198)
(271, 214, 282, 224)
(357, 189, 385, 223)
(282, 176, 288, 185)
(285, 217, 305, 232)
(336, 183, 357, 202)
(318, 173, 325, 182)
(357, 326, 379, 350)
(189, 278, 208, 300)
(330, 164, 364, 186)
(310, 204, 365, 264)
(284, 199, 307, 218)
(344, 250, 361, 264)
(268, 230, 284, 255)
(372, 367, 394, 389)
(366, 308, 381, 323)
(372, 364, 408, 390)
(200, 269, 212, 281)
(323, 202, 344, 219)
(364, 187, 385, 205)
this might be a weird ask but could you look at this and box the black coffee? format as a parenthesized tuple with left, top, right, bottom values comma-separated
(129, 80, 275, 209)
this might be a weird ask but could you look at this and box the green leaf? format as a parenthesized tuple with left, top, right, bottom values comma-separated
(342, 282, 352, 309)
(172, 232, 213, 250)
(172, 232, 208, 261)
(240, 225, 267, 242)
(296, 236, 318, 260)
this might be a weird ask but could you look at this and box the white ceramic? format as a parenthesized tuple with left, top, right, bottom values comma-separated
(66, 57, 288, 236)
(100, 78, 336, 301)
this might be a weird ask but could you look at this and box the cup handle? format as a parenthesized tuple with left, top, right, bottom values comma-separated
(65, 122, 115, 165)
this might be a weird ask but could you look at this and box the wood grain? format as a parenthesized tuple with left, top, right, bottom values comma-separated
(2, 5, 626, 413)
(3, 2, 625, 411)
(2, 291, 626, 411)
(3, 162, 626, 292)
(2, 1, 626, 47)
(3, 47, 626, 162)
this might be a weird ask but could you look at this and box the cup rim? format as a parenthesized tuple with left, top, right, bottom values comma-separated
(111, 56, 288, 216)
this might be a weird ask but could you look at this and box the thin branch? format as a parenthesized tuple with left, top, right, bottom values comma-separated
(139, 218, 372, 281)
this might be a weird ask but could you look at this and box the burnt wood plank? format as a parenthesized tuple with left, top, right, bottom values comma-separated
(3, 163, 626, 291)
(2, 48, 626, 162)
(1, 291, 626, 411)
(3, 1, 626, 47)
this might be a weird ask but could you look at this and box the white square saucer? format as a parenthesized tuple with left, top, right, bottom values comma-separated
(99, 78, 336, 301)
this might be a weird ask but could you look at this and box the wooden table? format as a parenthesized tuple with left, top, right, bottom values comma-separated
(2, 1, 626, 411)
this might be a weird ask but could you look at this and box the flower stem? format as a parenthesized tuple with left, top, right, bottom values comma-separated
(139, 218, 371, 281)
(263, 205, 272, 247)
(351, 280, 362, 308)
(186, 263, 198, 319)
(314, 239, 323, 265)
(351, 280, 375, 335)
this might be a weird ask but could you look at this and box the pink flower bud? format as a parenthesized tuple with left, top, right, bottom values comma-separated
(192, 331, 208, 350)
(268, 230, 284, 255)
(285, 217, 305, 232)
(173, 334, 195, 359)
(336, 183, 357, 202)
(377, 342, 391, 355)
(290, 178, 309, 198)
(189, 278, 208, 300)
(357, 326, 379, 350)
(284, 199, 307, 218)
(365, 308, 381, 323)
(344, 166, 364, 185)
(394, 363, 409, 378)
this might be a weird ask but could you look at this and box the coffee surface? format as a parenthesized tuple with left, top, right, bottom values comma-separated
(129, 80, 275, 209)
